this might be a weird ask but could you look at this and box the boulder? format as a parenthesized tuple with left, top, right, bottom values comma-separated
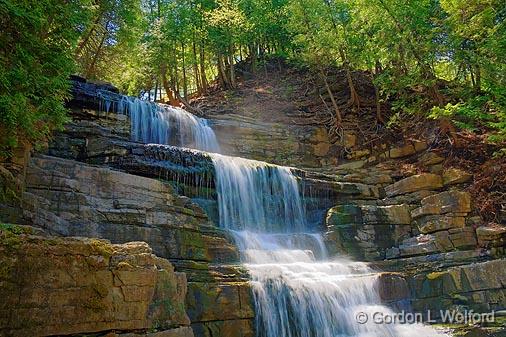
(412, 191, 471, 218)
(385, 173, 443, 197)
(443, 168, 473, 186)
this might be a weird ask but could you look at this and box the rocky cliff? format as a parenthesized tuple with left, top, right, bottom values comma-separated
(1, 78, 505, 336)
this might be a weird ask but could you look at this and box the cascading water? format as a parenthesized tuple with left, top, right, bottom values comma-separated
(210, 155, 449, 337)
(210, 154, 306, 232)
(106, 95, 449, 336)
(100, 94, 220, 152)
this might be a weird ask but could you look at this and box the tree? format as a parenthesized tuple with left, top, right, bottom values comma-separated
(0, 0, 85, 155)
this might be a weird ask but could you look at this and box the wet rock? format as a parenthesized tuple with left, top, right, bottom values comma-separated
(385, 173, 443, 197)
(21, 154, 238, 263)
(0, 232, 190, 337)
(377, 273, 410, 303)
(186, 282, 254, 323)
(443, 168, 473, 186)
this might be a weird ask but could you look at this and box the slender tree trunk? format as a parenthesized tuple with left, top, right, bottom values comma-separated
(229, 44, 236, 88)
(199, 44, 208, 93)
(338, 48, 360, 109)
(86, 28, 108, 78)
(474, 64, 481, 92)
(161, 63, 179, 106)
(192, 37, 201, 94)
(321, 69, 342, 126)
(154, 78, 158, 102)
(181, 42, 188, 99)
(218, 53, 230, 88)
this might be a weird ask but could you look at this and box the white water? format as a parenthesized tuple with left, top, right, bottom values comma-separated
(102, 95, 220, 152)
(211, 154, 306, 232)
(232, 231, 449, 337)
(210, 154, 449, 337)
(107, 98, 449, 336)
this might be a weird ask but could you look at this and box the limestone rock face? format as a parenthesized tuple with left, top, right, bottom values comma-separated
(416, 215, 466, 234)
(411, 191, 471, 218)
(326, 204, 412, 225)
(476, 225, 506, 248)
(385, 173, 443, 197)
(0, 231, 190, 337)
(410, 259, 506, 314)
(325, 204, 412, 260)
(22, 155, 238, 263)
(20, 154, 254, 337)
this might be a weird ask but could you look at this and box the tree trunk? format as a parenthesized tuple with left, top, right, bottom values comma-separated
(339, 48, 360, 109)
(199, 44, 208, 93)
(161, 63, 179, 106)
(192, 38, 201, 94)
(321, 70, 342, 126)
(217, 53, 230, 88)
(229, 44, 236, 88)
(181, 42, 188, 99)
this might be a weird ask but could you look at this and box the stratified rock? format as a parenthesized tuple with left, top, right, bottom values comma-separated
(377, 273, 409, 304)
(398, 234, 439, 257)
(443, 167, 473, 186)
(476, 225, 506, 248)
(385, 173, 443, 197)
(326, 204, 412, 226)
(117, 327, 195, 337)
(416, 215, 466, 234)
(411, 191, 471, 218)
(22, 154, 238, 263)
(337, 160, 365, 170)
(0, 231, 190, 337)
(387, 141, 427, 159)
(410, 259, 506, 314)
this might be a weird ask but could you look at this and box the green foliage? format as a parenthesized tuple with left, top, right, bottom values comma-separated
(1, 0, 505, 151)
(0, 0, 85, 154)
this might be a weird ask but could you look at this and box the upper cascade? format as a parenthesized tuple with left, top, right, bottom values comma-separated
(100, 94, 220, 153)
(210, 153, 307, 233)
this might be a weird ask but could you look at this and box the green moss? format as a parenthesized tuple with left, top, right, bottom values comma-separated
(427, 271, 446, 280)
(89, 239, 114, 257)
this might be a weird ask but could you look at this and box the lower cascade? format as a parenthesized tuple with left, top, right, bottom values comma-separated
(211, 156, 450, 337)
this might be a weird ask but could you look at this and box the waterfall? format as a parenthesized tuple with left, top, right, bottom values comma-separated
(101, 94, 220, 152)
(210, 154, 306, 232)
(232, 231, 449, 337)
(210, 155, 449, 337)
(104, 97, 449, 336)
